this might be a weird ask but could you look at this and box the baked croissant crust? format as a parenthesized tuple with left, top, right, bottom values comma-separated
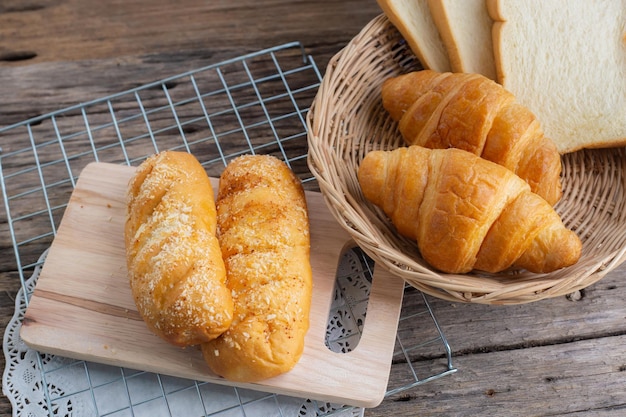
(201, 155, 312, 382)
(357, 146, 581, 274)
(381, 70, 563, 205)
(125, 151, 233, 346)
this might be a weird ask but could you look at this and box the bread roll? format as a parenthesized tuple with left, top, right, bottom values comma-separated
(125, 151, 233, 347)
(201, 155, 312, 382)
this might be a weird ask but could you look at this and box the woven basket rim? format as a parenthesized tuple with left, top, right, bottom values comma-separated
(306, 14, 626, 305)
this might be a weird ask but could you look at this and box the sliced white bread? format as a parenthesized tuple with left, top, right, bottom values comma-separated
(428, 0, 497, 80)
(377, 0, 451, 72)
(487, 0, 626, 154)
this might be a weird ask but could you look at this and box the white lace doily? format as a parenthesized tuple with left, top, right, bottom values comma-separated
(3, 249, 369, 417)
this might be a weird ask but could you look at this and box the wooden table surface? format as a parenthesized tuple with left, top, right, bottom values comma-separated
(1, 1, 625, 416)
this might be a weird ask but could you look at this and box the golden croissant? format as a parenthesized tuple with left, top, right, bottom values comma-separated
(125, 151, 233, 346)
(357, 146, 581, 274)
(381, 70, 563, 205)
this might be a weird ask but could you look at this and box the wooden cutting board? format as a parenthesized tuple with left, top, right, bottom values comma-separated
(20, 162, 405, 408)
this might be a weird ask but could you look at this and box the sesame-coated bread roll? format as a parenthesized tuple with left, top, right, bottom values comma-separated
(201, 154, 313, 382)
(125, 151, 233, 347)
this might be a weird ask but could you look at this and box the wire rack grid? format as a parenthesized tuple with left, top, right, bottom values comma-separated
(0, 42, 456, 417)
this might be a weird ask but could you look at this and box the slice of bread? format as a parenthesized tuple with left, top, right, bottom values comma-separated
(488, 0, 626, 154)
(428, 0, 497, 80)
(377, 0, 451, 72)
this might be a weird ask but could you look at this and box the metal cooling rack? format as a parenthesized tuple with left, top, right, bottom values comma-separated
(0, 42, 456, 416)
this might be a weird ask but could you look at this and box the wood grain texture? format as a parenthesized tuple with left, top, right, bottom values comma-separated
(367, 333, 626, 416)
(0, 0, 381, 127)
(0, 0, 379, 66)
(0, 2, 384, 413)
(370, 268, 626, 416)
(3, 0, 626, 415)
(19, 162, 405, 408)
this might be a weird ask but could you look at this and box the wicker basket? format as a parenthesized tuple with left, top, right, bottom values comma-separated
(306, 14, 626, 305)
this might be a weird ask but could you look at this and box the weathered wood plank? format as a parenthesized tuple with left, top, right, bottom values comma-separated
(367, 334, 626, 416)
(0, 0, 381, 66)
(429, 265, 626, 353)
(366, 264, 626, 416)
(0, 48, 319, 127)
(388, 262, 626, 360)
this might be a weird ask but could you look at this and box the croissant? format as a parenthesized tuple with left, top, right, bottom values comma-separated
(201, 155, 313, 382)
(381, 70, 563, 206)
(357, 146, 582, 274)
(125, 151, 233, 346)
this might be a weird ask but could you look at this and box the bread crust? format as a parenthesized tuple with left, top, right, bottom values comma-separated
(428, 0, 497, 79)
(125, 151, 233, 347)
(376, 0, 451, 72)
(201, 155, 312, 382)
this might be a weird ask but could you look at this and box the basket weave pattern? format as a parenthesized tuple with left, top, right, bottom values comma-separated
(306, 14, 626, 305)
